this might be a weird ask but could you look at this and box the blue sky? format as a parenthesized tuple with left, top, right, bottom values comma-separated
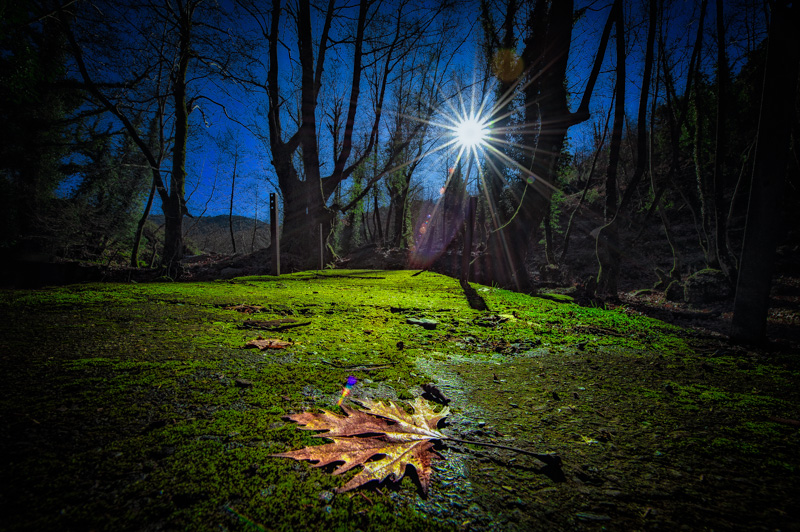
(159, 0, 762, 222)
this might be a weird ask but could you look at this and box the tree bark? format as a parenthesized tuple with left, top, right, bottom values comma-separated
(161, 0, 194, 277)
(731, 1, 800, 344)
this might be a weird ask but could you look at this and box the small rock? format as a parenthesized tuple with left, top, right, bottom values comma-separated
(421, 383, 451, 404)
(235, 378, 254, 388)
(407, 318, 438, 330)
(684, 268, 732, 305)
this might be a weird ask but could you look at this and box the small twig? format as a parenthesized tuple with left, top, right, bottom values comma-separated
(357, 491, 374, 505)
(441, 436, 561, 466)
(766, 415, 800, 427)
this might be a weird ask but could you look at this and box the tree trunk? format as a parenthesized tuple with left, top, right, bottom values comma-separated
(229, 150, 238, 254)
(543, 202, 555, 265)
(475, 0, 617, 291)
(131, 180, 156, 267)
(479, 0, 581, 291)
(266, 0, 378, 269)
(373, 180, 383, 244)
(391, 186, 407, 248)
(596, 1, 626, 296)
(595, 0, 656, 294)
(713, 0, 737, 280)
(731, 1, 799, 344)
(161, 1, 194, 276)
(282, 179, 330, 264)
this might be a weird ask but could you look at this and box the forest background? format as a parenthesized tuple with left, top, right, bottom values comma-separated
(1, 0, 798, 345)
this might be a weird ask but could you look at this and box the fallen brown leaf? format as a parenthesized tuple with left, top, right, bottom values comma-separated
(244, 337, 291, 350)
(272, 397, 448, 493)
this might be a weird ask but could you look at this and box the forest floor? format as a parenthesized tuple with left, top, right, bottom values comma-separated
(1, 270, 799, 531)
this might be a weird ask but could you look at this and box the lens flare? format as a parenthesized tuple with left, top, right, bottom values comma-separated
(336, 375, 357, 406)
(454, 116, 488, 149)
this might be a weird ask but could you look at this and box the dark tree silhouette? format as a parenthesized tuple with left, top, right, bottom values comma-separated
(731, 1, 800, 343)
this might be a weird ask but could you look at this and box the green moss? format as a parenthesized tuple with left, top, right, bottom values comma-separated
(710, 436, 761, 455)
(2, 270, 799, 531)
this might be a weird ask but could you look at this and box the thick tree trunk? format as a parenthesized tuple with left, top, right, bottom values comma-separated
(479, 0, 578, 291)
(731, 1, 800, 343)
(281, 179, 331, 267)
(476, 0, 617, 291)
(161, 1, 193, 276)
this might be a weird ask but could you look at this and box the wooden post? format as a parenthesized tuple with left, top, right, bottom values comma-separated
(461, 196, 476, 283)
(270, 193, 280, 276)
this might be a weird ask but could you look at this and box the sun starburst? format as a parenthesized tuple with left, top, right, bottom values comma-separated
(454, 115, 489, 150)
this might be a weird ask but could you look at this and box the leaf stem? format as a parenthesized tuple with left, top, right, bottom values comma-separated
(441, 437, 561, 466)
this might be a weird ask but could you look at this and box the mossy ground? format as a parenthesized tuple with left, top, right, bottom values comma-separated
(1, 270, 798, 531)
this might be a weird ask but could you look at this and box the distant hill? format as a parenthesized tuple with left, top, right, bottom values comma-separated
(149, 214, 270, 255)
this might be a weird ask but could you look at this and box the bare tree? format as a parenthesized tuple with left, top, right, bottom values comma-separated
(478, 0, 617, 290)
(595, 0, 626, 296)
(59, 0, 240, 275)
(384, 42, 452, 249)
(245, 0, 455, 268)
(595, 0, 657, 296)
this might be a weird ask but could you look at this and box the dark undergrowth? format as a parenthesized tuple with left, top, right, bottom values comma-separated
(1, 270, 798, 531)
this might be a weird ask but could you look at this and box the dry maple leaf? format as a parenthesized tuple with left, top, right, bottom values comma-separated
(272, 397, 449, 493)
(244, 337, 291, 350)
